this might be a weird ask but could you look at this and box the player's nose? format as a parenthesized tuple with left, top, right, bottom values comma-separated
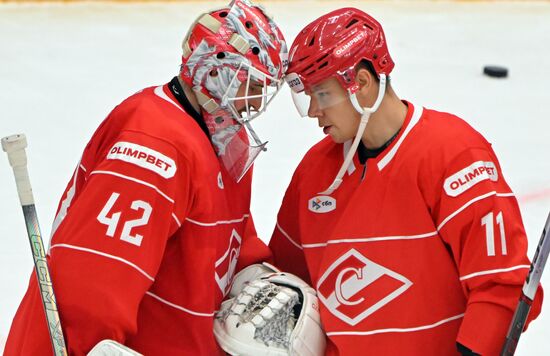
(249, 97, 262, 112)
(308, 99, 322, 118)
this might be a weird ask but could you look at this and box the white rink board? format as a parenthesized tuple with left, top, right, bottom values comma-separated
(1, 1, 549, 354)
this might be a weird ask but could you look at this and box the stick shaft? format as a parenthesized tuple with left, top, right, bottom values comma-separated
(2, 134, 67, 356)
(23, 204, 67, 355)
(501, 211, 550, 356)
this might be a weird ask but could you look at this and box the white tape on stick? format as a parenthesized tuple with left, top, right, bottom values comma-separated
(1, 134, 34, 206)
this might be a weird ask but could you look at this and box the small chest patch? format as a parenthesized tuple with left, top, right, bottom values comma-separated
(308, 195, 336, 213)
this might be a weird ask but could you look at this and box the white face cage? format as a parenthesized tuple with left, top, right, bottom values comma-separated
(204, 61, 284, 183)
(222, 61, 284, 124)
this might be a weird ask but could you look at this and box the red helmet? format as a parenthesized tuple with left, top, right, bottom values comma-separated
(286, 7, 393, 93)
(286, 8, 393, 195)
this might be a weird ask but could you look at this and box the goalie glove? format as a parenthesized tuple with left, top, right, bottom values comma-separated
(214, 265, 326, 356)
(227, 262, 281, 298)
(87, 340, 142, 356)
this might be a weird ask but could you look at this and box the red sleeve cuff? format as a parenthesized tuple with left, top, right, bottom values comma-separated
(457, 302, 513, 355)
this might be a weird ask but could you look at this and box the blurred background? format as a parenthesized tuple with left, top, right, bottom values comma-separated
(1, 0, 549, 354)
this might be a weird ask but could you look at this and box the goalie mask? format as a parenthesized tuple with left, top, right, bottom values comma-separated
(180, 0, 288, 182)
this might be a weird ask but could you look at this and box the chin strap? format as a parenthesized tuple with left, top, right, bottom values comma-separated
(319, 74, 387, 196)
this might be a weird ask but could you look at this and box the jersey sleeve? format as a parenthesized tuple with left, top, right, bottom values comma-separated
(57, 130, 190, 353)
(430, 147, 543, 355)
(7, 129, 192, 355)
(236, 214, 273, 271)
(268, 170, 312, 285)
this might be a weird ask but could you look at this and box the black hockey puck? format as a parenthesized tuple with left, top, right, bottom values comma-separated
(483, 65, 508, 78)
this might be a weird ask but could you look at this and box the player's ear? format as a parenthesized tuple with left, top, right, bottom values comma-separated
(355, 68, 375, 105)
(355, 68, 373, 91)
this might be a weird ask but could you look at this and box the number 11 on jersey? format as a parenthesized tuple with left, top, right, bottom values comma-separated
(482, 211, 507, 257)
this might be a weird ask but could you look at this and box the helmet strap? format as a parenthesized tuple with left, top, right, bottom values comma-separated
(349, 89, 364, 115)
(319, 74, 387, 195)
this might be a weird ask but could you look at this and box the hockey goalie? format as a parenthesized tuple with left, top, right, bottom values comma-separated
(214, 263, 326, 356)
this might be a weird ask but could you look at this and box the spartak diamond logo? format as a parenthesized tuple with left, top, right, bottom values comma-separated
(215, 229, 242, 296)
(317, 248, 412, 326)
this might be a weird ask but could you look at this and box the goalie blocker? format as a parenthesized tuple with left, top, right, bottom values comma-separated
(214, 263, 326, 356)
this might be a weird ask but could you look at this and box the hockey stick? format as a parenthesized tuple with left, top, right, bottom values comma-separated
(2, 134, 67, 356)
(501, 211, 550, 356)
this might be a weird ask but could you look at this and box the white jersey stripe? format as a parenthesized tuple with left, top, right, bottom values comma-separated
(378, 104, 423, 171)
(50, 243, 155, 282)
(301, 231, 438, 249)
(276, 222, 303, 250)
(302, 242, 327, 248)
(145, 291, 214, 317)
(185, 214, 249, 227)
(327, 313, 464, 336)
(437, 191, 515, 231)
(154, 86, 185, 113)
(50, 162, 81, 240)
(460, 265, 530, 281)
(90, 170, 174, 204)
(172, 213, 182, 228)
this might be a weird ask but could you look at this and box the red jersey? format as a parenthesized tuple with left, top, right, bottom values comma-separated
(5, 82, 271, 355)
(270, 102, 543, 356)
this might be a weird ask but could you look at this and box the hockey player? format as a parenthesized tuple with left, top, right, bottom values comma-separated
(5, 1, 287, 355)
(270, 8, 543, 356)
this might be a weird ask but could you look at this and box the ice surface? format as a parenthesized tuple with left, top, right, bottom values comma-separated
(1, 1, 549, 354)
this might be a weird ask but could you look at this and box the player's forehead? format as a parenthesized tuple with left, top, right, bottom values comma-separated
(250, 80, 264, 87)
(305, 77, 344, 96)
(311, 77, 342, 91)
(237, 77, 264, 91)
